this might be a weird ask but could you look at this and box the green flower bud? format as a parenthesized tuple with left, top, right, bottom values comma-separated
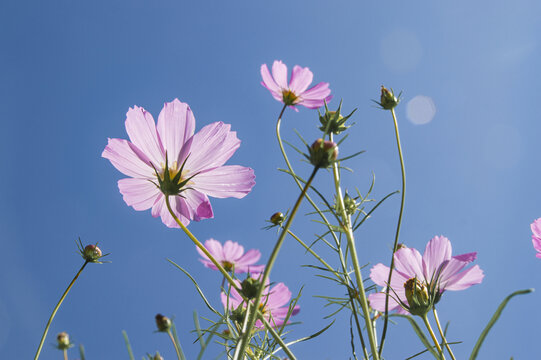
(152, 353, 164, 360)
(231, 305, 246, 324)
(309, 139, 338, 168)
(270, 212, 285, 226)
(378, 86, 400, 110)
(155, 314, 172, 332)
(342, 192, 358, 215)
(56, 332, 72, 350)
(83, 244, 102, 262)
(319, 102, 356, 135)
(404, 278, 431, 316)
(240, 277, 261, 300)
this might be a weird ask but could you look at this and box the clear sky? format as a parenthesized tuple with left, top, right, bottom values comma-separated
(1, 0, 540, 359)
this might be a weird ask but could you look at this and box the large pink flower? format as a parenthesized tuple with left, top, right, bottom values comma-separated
(103, 99, 255, 228)
(196, 239, 265, 274)
(260, 60, 332, 110)
(532, 218, 541, 258)
(221, 277, 300, 328)
(368, 236, 484, 314)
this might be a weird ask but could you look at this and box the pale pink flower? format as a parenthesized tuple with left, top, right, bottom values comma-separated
(221, 277, 300, 328)
(368, 236, 484, 314)
(196, 239, 265, 274)
(531, 218, 541, 258)
(103, 99, 255, 228)
(260, 60, 332, 110)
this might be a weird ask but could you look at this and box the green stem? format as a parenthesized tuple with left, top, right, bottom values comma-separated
(330, 133, 379, 360)
(379, 107, 406, 356)
(167, 330, 183, 360)
(233, 167, 318, 360)
(258, 314, 297, 360)
(63, 349, 68, 360)
(34, 261, 89, 360)
(433, 308, 456, 360)
(422, 314, 445, 360)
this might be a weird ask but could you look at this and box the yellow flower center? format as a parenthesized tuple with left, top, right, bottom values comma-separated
(222, 261, 234, 272)
(282, 90, 298, 106)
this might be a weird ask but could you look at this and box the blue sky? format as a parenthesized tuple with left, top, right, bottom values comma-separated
(1, 0, 540, 359)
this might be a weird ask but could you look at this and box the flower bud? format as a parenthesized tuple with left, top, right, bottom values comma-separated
(379, 86, 400, 110)
(270, 212, 285, 226)
(240, 277, 261, 299)
(404, 278, 431, 316)
(309, 139, 338, 168)
(56, 332, 71, 350)
(153, 353, 164, 360)
(343, 192, 358, 215)
(231, 305, 246, 324)
(83, 244, 102, 262)
(319, 103, 355, 135)
(155, 314, 172, 332)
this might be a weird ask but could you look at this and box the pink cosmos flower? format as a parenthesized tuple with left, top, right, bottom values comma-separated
(260, 60, 332, 110)
(221, 277, 300, 328)
(102, 99, 255, 228)
(368, 236, 484, 314)
(531, 218, 541, 258)
(196, 239, 265, 273)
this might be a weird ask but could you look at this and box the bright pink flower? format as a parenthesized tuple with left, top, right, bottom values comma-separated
(531, 218, 541, 258)
(196, 239, 265, 274)
(221, 277, 300, 328)
(103, 99, 255, 228)
(368, 236, 484, 314)
(260, 60, 332, 110)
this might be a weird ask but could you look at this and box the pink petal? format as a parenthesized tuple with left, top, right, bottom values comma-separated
(244, 264, 266, 273)
(186, 122, 240, 172)
(223, 240, 245, 261)
(237, 249, 261, 266)
(265, 283, 292, 309)
(300, 82, 331, 100)
(197, 239, 224, 262)
(156, 99, 195, 165)
(260, 64, 281, 93)
(102, 138, 155, 178)
(443, 265, 484, 291)
(289, 65, 313, 94)
(453, 252, 477, 262)
(182, 190, 213, 221)
(192, 165, 255, 199)
(118, 178, 160, 211)
(151, 194, 188, 228)
(533, 236, 541, 253)
(370, 263, 391, 287)
(531, 218, 541, 238)
(125, 106, 164, 167)
(422, 236, 452, 280)
(271, 60, 288, 89)
(394, 247, 424, 280)
(368, 292, 403, 313)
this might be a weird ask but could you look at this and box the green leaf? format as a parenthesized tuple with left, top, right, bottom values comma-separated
(390, 314, 440, 358)
(469, 288, 533, 360)
(122, 330, 135, 360)
(79, 344, 86, 360)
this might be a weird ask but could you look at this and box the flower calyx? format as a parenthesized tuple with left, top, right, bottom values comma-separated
(319, 101, 355, 135)
(307, 138, 338, 169)
(240, 277, 261, 300)
(403, 277, 432, 316)
(56, 332, 73, 350)
(77, 238, 109, 263)
(375, 85, 401, 110)
(151, 152, 197, 197)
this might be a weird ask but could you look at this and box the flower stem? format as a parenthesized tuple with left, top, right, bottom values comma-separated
(422, 314, 445, 360)
(34, 261, 89, 360)
(63, 349, 68, 360)
(167, 329, 183, 360)
(330, 133, 380, 360)
(433, 308, 457, 360)
(379, 107, 406, 356)
(233, 167, 318, 360)
(164, 196, 240, 293)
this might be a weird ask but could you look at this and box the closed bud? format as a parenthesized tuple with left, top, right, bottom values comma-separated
(309, 139, 338, 168)
(378, 86, 400, 110)
(83, 244, 102, 262)
(270, 212, 285, 226)
(155, 314, 172, 332)
(240, 277, 261, 299)
(319, 102, 355, 135)
(56, 332, 72, 350)
(342, 192, 358, 215)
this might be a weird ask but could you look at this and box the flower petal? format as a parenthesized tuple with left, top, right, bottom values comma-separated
(300, 82, 331, 100)
(182, 190, 213, 221)
(394, 247, 424, 280)
(125, 106, 164, 167)
(192, 165, 255, 199)
(422, 236, 452, 280)
(370, 263, 391, 287)
(186, 122, 241, 172)
(265, 283, 292, 309)
(289, 65, 313, 94)
(237, 249, 261, 266)
(260, 64, 281, 93)
(151, 194, 188, 228)
(102, 138, 155, 178)
(118, 178, 160, 211)
(157, 99, 195, 165)
(443, 264, 484, 291)
(223, 240, 245, 261)
(368, 292, 403, 313)
(271, 60, 288, 89)
(532, 218, 541, 238)
(197, 239, 224, 262)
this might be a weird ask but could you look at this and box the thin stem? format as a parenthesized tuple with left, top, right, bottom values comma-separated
(379, 107, 406, 356)
(63, 349, 68, 360)
(330, 133, 379, 360)
(34, 261, 89, 360)
(164, 196, 240, 292)
(258, 315, 297, 360)
(233, 167, 318, 360)
(433, 308, 456, 360)
(422, 314, 445, 360)
(349, 297, 370, 360)
(167, 330, 183, 360)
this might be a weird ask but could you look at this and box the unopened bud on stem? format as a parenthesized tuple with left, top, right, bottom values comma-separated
(155, 314, 172, 332)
